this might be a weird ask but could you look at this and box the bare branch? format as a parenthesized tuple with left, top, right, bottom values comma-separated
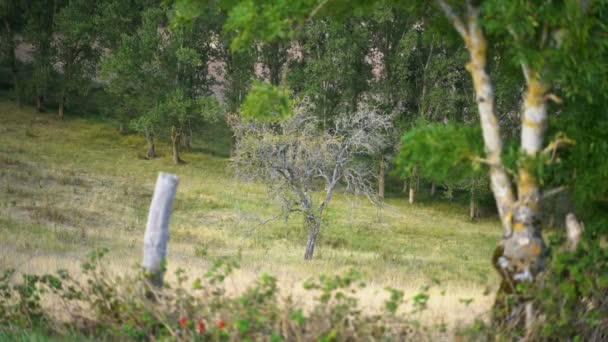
(230, 98, 392, 226)
(541, 186, 567, 200)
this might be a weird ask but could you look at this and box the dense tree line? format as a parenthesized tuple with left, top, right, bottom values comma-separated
(0, 0, 489, 206)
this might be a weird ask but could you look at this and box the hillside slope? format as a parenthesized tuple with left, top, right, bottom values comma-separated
(0, 101, 501, 325)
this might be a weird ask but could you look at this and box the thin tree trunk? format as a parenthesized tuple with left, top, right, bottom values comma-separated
(409, 186, 415, 204)
(36, 95, 44, 113)
(58, 95, 65, 120)
(469, 190, 477, 220)
(508, 73, 547, 274)
(304, 215, 320, 260)
(409, 166, 417, 204)
(430, 180, 436, 197)
(171, 126, 184, 165)
(379, 155, 385, 199)
(439, 1, 516, 232)
(145, 130, 156, 159)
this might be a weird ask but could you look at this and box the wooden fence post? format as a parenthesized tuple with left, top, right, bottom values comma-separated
(142, 172, 179, 287)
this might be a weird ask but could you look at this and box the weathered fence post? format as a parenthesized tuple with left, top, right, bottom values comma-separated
(142, 172, 179, 288)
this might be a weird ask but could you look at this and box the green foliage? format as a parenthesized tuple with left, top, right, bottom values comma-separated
(101, 4, 221, 149)
(289, 17, 372, 125)
(384, 287, 404, 315)
(100, 6, 167, 130)
(396, 122, 484, 183)
(0, 251, 425, 340)
(53, 0, 100, 102)
(22, 0, 56, 99)
(504, 234, 608, 340)
(240, 81, 292, 121)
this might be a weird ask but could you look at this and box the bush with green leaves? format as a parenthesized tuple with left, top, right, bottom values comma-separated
(0, 248, 442, 341)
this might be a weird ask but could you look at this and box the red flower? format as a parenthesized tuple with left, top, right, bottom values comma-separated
(179, 317, 187, 328)
(217, 319, 225, 329)
(197, 320, 205, 334)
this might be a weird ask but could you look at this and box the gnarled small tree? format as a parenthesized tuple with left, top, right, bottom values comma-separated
(231, 101, 392, 259)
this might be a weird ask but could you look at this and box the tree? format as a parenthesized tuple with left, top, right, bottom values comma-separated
(289, 18, 372, 128)
(22, 0, 58, 112)
(0, 0, 24, 106)
(155, 90, 223, 164)
(53, 0, 99, 119)
(435, 0, 608, 329)
(367, 3, 412, 199)
(94, 0, 157, 50)
(102, 6, 222, 163)
(231, 101, 392, 259)
(257, 40, 289, 86)
(101, 7, 165, 158)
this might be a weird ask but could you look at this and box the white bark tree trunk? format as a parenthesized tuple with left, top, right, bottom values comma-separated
(438, 0, 549, 327)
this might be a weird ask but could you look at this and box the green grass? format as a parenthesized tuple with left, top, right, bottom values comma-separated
(0, 101, 502, 324)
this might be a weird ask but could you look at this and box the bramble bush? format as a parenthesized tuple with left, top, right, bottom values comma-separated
(0, 249, 431, 341)
(2, 241, 606, 341)
(453, 232, 608, 341)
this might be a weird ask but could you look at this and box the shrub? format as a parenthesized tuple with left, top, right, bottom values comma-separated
(0, 249, 427, 341)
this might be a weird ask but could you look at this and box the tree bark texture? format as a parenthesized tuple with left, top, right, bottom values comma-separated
(304, 214, 320, 260)
(438, 0, 548, 327)
(145, 130, 157, 159)
(171, 126, 185, 165)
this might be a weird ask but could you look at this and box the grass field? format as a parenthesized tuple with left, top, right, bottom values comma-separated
(0, 101, 502, 328)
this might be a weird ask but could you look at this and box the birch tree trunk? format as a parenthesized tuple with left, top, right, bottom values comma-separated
(438, 0, 548, 327)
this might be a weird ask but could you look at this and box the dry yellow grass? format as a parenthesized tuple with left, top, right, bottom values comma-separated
(0, 101, 501, 329)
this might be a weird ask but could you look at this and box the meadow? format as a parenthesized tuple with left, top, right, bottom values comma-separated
(0, 101, 501, 328)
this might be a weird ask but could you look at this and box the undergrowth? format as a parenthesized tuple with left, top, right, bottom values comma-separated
(2, 240, 606, 341)
(0, 249, 442, 341)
